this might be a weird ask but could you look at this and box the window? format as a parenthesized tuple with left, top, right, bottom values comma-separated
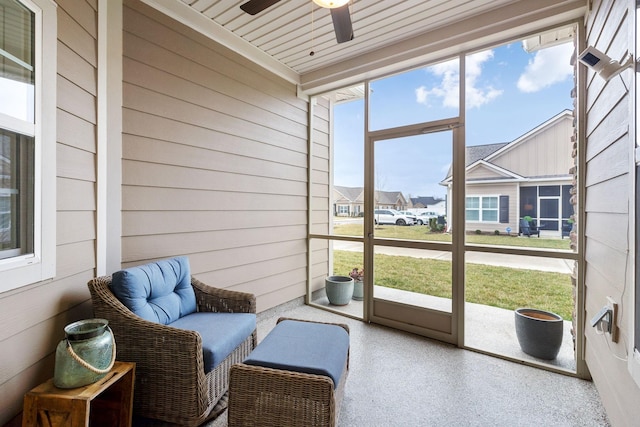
(539, 185, 560, 197)
(466, 196, 498, 222)
(466, 197, 479, 221)
(337, 205, 349, 215)
(0, 0, 56, 292)
(520, 186, 537, 218)
(0, 130, 34, 258)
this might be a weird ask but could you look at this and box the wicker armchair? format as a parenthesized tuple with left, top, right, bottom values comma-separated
(88, 275, 257, 426)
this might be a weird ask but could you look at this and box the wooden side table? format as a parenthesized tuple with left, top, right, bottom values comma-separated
(22, 361, 135, 427)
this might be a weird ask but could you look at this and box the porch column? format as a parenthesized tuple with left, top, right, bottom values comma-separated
(97, 0, 123, 275)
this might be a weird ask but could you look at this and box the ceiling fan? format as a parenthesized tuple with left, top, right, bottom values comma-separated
(239, 0, 354, 44)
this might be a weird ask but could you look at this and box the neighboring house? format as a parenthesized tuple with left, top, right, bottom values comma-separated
(333, 186, 363, 217)
(409, 196, 447, 216)
(440, 110, 574, 236)
(374, 190, 408, 211)
(333, 186, 408, 216)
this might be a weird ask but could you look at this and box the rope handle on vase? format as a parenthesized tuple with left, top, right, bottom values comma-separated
(65, 326, 117, 374)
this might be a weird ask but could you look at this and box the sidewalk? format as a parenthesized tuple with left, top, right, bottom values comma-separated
(333, 240, 573, 274)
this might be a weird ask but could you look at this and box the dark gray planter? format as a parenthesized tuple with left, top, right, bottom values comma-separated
(325, 276, 354, 306)
(514, 308, 563, 360)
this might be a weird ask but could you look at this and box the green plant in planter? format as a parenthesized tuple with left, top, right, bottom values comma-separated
(349, 267, 363, 281)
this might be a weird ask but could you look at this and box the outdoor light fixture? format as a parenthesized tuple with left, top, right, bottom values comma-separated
(578, 46, 635, 81)
(312, 0, 349, 8)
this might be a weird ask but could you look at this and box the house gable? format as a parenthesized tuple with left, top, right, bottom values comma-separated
(466, 161, 524, 182)
(487, 110, 574, 178)
(334, 186, 364, 203)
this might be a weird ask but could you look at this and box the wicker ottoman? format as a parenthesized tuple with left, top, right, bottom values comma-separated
(228, 318, 350, 427)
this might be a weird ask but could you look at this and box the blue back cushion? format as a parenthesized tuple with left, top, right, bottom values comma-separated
(110, 256, 197, 324)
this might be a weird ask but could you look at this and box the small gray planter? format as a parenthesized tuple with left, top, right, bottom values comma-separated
(325, 276, 354, 306)
(352, 280, 364, 301)
(514, 308, 563, 360)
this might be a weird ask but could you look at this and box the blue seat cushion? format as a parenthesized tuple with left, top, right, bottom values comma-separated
(243, 319, 349, 388)
(170, 312, 256, 373)
(110, 256, 196, 325)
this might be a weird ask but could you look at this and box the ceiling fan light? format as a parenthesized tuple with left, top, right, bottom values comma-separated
(312, 0, 349, 9)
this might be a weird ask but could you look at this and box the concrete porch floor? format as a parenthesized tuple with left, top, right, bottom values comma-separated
(311, 287, 577, 372)
(202, 300, 608, 427)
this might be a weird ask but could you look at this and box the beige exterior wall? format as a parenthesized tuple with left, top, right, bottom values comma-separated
(310, 97, 332, 292)
(311, 98, 331, 235)
(121, 1, 310, 313)
(0, 1, 98, 424)
(467, 163, 507, 179)
(492, 114, 574, 177)
(583, 0, 640, 425)
(465, 183, 518, 233)
(0, 1, 312, 423)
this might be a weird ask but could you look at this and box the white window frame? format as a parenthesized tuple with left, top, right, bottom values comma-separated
(0, 0, 56, 293)
(625, 2, 640, 387)
(466, 195, 499, 223)
(630, 0, 640, 388)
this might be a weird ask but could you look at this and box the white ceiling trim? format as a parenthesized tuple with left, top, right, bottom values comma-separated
(140, 0, 300, 85)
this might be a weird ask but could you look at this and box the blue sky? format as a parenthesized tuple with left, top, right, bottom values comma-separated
(333, 41, 575, 198)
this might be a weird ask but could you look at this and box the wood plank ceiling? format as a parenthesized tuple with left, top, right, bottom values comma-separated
(180, 0, 521, 75)
(144, 0, 587, 94)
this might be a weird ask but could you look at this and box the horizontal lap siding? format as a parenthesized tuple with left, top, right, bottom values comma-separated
(122, 0, 309, 312)
(0, 1, 98, 424)
(310, 98, 331, 290)
(494, 117, 573, 178)
(465, 183, 517, 233)
(583, 0, 640, 425)
(310, 97, 331, 237)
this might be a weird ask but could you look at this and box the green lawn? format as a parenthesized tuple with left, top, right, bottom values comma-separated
(332, 249, 574, 320)
(333, 223, 572, 250)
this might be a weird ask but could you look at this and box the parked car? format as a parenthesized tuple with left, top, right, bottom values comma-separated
(374, 209, 414, 226)
(416, 211, 438, 225)
(398, 210, 418, 223)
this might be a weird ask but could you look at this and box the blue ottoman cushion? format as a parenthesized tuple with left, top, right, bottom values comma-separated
(243, 319, 349, 388)
(171, 312, 256, 373)
(110, 256, 196, 325)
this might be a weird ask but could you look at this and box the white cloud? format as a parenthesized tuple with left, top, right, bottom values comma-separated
(517, 43, 574, 93)
(415, 50, 503, 109)
(415, 86, 429, 104)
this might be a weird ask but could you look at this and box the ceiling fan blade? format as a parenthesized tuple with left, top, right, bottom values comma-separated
(240, 0, 281, 15)
(330, 4, 354, 43)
